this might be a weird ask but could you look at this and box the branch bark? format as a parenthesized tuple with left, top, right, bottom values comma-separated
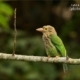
(0, 53, 80, 64)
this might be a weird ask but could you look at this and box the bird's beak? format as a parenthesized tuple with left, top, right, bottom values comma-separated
(36, 28, 43, 32)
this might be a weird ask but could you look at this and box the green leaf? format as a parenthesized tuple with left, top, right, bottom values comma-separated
(0, 14, 9, 29)
(0, 2, 13, 16)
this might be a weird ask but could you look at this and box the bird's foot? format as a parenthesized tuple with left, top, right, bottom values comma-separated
(54, 56, 60, 61)
(55, 56, 60, 58)
(47, 55, 50, 61)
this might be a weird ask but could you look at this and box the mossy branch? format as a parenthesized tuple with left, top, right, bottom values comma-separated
(0, 53, 80, 64)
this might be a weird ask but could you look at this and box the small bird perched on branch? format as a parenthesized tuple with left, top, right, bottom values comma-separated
(36, 25, 68, 73)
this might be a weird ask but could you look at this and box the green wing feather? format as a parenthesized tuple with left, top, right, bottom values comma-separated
(49, 34, 68, 73)
(49, 34, 66, 57)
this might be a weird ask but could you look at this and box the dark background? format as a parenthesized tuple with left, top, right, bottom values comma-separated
(0, 0, 80, 80)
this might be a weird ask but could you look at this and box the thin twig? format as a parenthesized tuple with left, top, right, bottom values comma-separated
(12, 8, 17, 56)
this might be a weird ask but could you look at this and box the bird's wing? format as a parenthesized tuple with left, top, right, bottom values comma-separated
(49, 34, 66, 56)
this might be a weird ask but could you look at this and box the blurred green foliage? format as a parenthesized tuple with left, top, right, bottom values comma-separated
(0, 1, 80, 80)
(0, 1, 13, 31)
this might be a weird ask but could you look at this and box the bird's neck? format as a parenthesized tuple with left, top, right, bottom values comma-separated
(43, 33, 49, 37)
(43, 32, 57, 37)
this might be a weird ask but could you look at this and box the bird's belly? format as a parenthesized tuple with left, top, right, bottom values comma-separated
(46, 44, 59, 56)
(43, 39, 59, 56)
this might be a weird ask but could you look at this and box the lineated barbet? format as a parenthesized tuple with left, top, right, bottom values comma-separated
(36, 25, 68, 73)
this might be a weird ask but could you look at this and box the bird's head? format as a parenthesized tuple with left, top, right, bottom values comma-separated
(36, 25, 57, 34)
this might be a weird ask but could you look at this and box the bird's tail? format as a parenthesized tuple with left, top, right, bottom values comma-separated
(63, 63, 68, 73)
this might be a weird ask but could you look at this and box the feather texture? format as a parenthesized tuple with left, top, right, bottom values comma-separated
(49, 34, 66, 57)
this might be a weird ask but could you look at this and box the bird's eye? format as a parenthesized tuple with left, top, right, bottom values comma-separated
(44, 28, 47, 30)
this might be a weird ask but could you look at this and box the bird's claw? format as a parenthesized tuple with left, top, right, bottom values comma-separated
(54, 56, 60, 61)
(47, 56, 50, 61)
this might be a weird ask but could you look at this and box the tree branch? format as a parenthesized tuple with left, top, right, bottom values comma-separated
(0, 53, 80, 64)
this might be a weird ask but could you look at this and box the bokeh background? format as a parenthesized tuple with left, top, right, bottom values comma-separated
(0, 0, 80, 80)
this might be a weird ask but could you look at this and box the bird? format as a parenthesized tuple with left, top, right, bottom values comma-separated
(36, 25, 68, 73)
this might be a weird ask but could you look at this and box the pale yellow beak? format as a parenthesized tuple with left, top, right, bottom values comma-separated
(36, 28, 43, 32)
